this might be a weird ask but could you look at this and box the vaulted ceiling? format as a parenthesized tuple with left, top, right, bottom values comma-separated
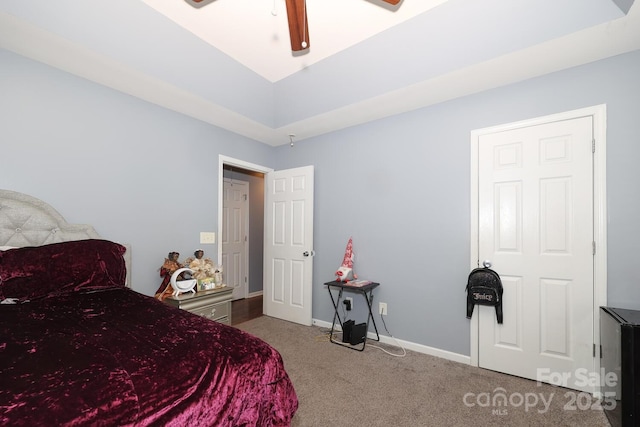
(1, 0, 638, 145)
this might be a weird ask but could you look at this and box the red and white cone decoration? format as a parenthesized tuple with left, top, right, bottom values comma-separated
(341, 237, 354, 268)
(335, 237, 357, 281)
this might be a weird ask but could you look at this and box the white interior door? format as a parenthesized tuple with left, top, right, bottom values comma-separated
(477, 116, 595, 392)
(222, 179, 248, 301)
(263, 166, 314, 326)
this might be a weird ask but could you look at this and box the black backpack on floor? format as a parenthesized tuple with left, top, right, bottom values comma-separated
(466, 267, 503, 324)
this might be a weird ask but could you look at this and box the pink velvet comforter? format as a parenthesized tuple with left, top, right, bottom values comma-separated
(0, 240, 297, 426)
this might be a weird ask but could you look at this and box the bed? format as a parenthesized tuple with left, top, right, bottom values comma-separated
(0, 190, 298, 426)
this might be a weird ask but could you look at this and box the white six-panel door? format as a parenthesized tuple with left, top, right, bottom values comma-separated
(263, 166, 314, 326)
(222, 179, 248, 301)
(477, 116, 595, 392)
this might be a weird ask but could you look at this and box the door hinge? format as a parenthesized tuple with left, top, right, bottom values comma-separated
(593, 343, 602, 358)
(243, 194, 248, 201)
(593, 241, 596, 256)
(592, 139, 596, 153)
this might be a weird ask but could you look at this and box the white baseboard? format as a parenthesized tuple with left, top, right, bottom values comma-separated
(312, 318, 471, 365)
(247, 290, 263, 298)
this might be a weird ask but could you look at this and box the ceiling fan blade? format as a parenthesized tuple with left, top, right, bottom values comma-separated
(381, 0, 402, 4)
(285, 0, 310, 51)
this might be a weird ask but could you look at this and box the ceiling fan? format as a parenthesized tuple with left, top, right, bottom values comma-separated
(187, 0, 402, 52)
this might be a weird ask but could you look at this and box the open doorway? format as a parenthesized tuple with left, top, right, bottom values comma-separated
(218, 156, 272, 303)
(222, 165, 265, 300)
(218, 156, 315, 326)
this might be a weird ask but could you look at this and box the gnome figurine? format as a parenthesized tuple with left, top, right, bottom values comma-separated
(335, 237, 357, 282)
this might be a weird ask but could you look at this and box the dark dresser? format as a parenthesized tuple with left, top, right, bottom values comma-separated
(600, 307, 640, 427)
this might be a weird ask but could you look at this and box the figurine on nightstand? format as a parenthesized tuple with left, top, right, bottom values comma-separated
(185, 249, 217, 291)
(155, 251, 184, 300)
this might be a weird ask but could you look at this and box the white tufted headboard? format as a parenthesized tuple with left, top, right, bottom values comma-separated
(0, 189, 131, 287)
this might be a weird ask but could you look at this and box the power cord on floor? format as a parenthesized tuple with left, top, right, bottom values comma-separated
(314, 305, 351, 342)
(367, 313, 407, 357)
(315, 316, 407, 357)
(315, 329, 338, 342)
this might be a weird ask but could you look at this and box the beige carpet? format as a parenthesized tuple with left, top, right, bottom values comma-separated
(236, 316, 610, 427)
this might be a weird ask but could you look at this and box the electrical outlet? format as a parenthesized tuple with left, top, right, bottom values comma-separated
(379, 302, 387, 316)
(344, 297, 353, 311)
(200, 232, 216, 244)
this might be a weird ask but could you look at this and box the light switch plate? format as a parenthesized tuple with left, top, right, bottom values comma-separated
(200, 232, 216, 244)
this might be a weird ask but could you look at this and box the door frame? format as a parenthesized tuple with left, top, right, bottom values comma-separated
(469, 105, 607, 380)
(218, 155, 273, 296)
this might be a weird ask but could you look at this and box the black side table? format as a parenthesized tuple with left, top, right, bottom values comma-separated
(325, 280, 380, 351)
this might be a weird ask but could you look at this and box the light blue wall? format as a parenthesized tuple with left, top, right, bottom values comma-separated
(274, 49, 640, 356)
(2, 47, 640, 357)
(0, 49, 275, 297)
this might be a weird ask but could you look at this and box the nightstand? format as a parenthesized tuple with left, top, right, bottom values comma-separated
(165, 287, 233, 325)
(325, 280, 380, 351)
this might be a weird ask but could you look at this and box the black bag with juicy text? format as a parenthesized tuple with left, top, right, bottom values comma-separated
(466, 267, 503, 324)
